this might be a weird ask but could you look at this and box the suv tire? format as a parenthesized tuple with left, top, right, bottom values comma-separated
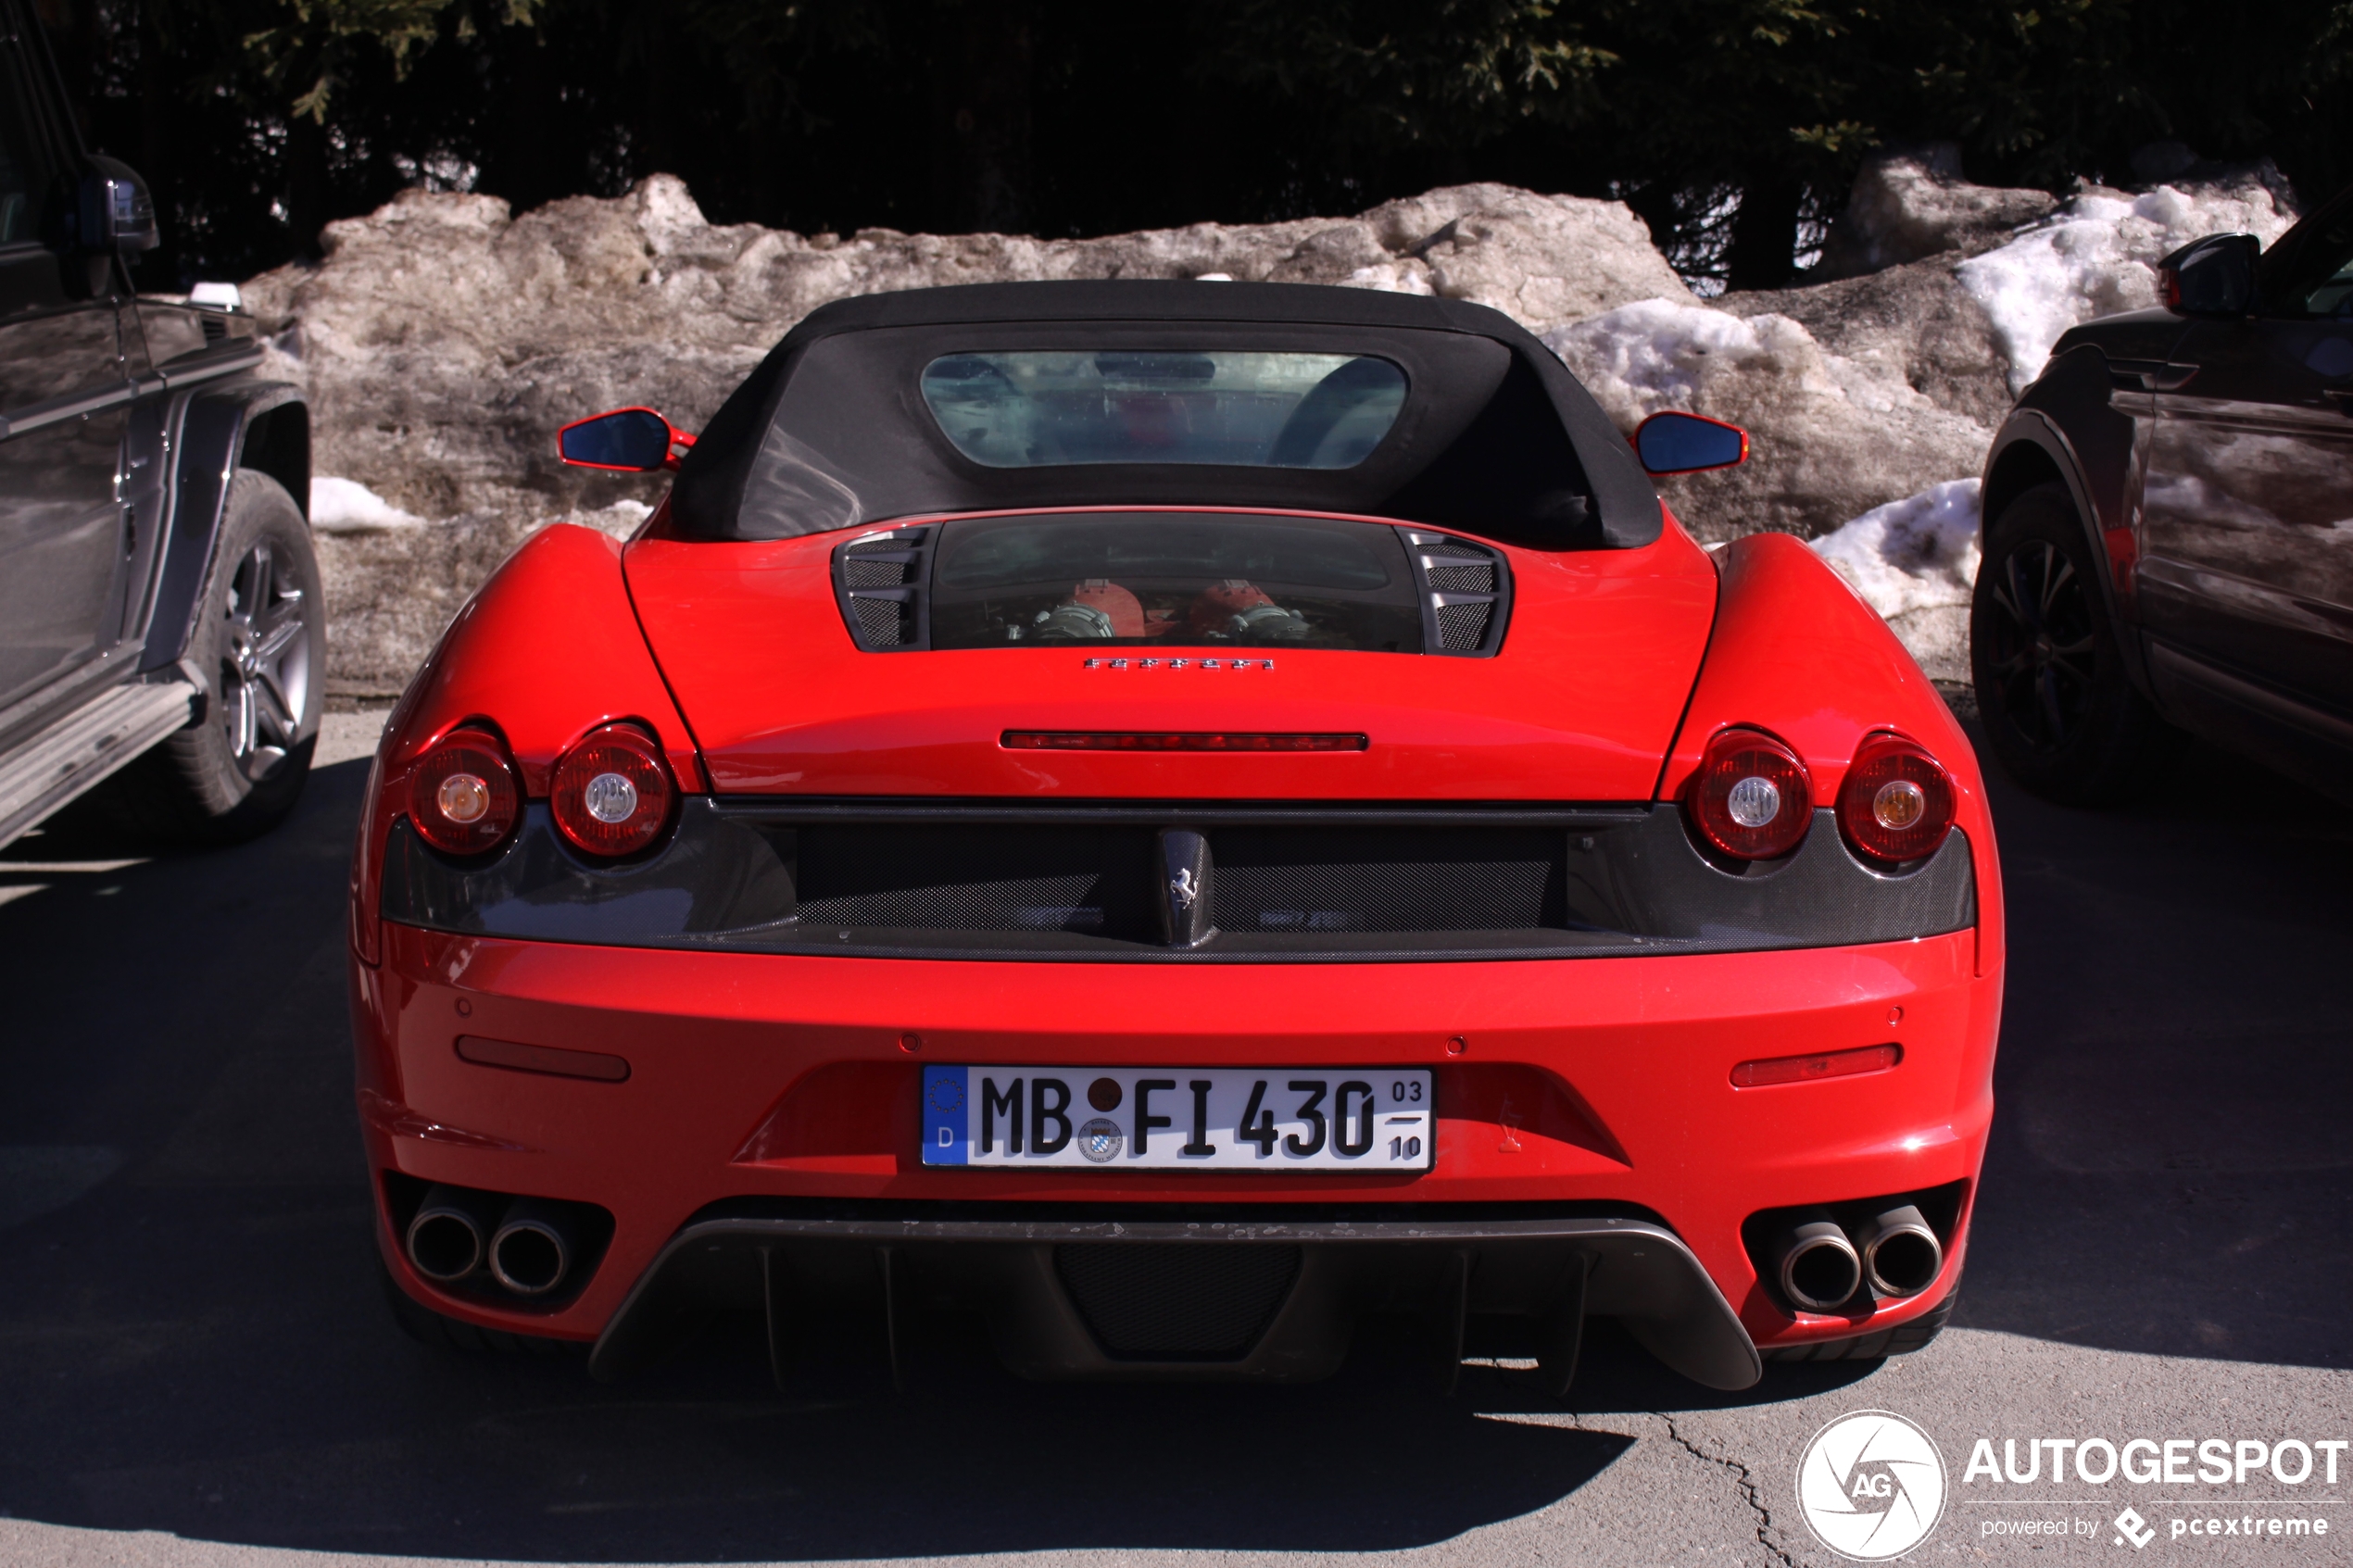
(106, 470, 325, 843)
(1970, 482, 2166, 804)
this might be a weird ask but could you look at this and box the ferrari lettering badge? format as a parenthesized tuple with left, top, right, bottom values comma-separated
(1084, 657, 1275, 671)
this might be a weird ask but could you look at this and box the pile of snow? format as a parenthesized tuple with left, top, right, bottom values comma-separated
(308, 476, 422, 532)
(1544, 301, 1990, 544)
(1957, 176, 2297, 393)
(1808, 479, 1983, 683)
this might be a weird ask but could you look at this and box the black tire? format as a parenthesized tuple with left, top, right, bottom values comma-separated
(1969, 482, 2166, 804)
(104, 470, 325, 845)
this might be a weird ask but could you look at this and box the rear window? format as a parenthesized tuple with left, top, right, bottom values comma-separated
(919, 351, 1407, 470)
(928, 512, 1424, 653)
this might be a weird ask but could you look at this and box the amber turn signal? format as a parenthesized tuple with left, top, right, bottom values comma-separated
(408, 726, 521, 855)
(550, 721, 676, 857)
(1836, 734, 1957, 864)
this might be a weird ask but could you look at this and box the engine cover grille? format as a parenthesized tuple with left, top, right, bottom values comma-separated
(1055, 1243, 1302, 1361)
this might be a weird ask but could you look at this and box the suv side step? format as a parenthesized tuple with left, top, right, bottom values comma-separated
(0, 682, 195, 849)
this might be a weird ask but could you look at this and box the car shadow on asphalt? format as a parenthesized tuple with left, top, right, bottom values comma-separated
(0, 724, 2344, 1558)
(1949, 719, 2353, 1373)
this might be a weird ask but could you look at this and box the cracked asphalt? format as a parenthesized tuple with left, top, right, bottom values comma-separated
(0, 711, 2346, 1568)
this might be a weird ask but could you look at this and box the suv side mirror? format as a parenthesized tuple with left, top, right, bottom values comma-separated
(558, 408, 695, 471)
(77, 157, 159, 254)
(1635, 410, 1749, 476)
(2158, 232, 2259, 316)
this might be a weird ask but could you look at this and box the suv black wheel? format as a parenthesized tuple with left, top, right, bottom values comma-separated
(1970, 482, 2165, 804)
(104, 470, 325, 844)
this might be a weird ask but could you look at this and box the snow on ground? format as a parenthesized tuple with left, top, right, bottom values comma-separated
(1957, 178, 2297, 393)
(309, 476, 423, 532)
(1810, 478, 1982, 618)
(1809, 478, 1983, 683)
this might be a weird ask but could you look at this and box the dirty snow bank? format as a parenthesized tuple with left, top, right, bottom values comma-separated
(1543, 301, 1989, 545)
(309, 476, 423, 532)
(1808, 479, 1983, 683)
(1957, 175, 2296, 393)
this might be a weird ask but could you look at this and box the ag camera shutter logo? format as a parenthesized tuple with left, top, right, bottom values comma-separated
(1796, 1411, 1948, 1560)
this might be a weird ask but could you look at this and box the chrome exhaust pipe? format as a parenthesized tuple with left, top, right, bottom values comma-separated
(407, 1185, 492, 1283)
(1776, 1216, 1863, 1312)
(488, 1198, 573, 1297)
(1858, 1204, 1943, 1298)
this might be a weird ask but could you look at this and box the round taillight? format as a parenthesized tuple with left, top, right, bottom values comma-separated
(1686, 728, 1812, 859)
(1837, 734, 1956, 864)
(408, 727, 520, 855)
(550, 722, 675, 857)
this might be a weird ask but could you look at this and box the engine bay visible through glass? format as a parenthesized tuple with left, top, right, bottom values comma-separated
(928, 512, 1426, 653)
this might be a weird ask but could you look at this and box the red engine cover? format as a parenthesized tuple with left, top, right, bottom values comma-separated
(624, 508, 1720, 800)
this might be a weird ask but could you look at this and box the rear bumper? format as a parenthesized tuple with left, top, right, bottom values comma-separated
(352, 922, 2000, 1384)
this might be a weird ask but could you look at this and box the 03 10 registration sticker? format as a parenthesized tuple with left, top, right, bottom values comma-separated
(921, 1066, 1435, 1172)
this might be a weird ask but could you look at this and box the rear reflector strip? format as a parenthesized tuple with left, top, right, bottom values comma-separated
(1001, 732, 1368, 752)
(457, 1035, 632, 1083)
(1730, 1042, 1901, 1088)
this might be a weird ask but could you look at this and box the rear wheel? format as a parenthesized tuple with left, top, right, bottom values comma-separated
(1969, 483, 2165, 804)
(104, 470, 325, 844)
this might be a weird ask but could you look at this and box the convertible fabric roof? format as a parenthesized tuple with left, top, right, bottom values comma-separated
(668, 281, 1665, 550)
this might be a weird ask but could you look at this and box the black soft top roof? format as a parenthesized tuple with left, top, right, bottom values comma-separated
(669, 281, 1663, 550)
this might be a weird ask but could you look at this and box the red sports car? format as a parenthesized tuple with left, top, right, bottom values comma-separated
(349, 282, 2002, 1392)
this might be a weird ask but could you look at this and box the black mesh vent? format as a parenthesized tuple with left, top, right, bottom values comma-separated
(1435, 599, 1492, 650)
(843, 557, 908, 588)
(796, 824, 1157, 936)
(852, 596, 906, 646)
(833, 525, 935, 652)
(1056, 1244, 1302, 1361)
(1209, 826, 1561, 932)
(1426, 563, 1494, 593)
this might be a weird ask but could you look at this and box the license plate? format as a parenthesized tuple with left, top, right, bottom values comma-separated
(921, 1066, 1435, 1172)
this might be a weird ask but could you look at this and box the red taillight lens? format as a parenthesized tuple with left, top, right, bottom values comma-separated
(1837, 734, 1956, 864)
(408, 727, 521, 855)
(550, 722, 675, 857)
(1730, 1043, 1902, 1087)
(1685, 728, 1812, 859)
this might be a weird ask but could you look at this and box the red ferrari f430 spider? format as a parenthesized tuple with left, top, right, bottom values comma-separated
(349, 282, 2002, 1392)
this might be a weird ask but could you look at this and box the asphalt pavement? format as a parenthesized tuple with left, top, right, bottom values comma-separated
(0, 710, 2346, 1568)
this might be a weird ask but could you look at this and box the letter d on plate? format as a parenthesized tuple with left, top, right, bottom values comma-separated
(924, 1065, 970, 1164)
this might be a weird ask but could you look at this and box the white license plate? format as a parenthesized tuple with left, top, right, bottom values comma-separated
(921, 1066, 1434, 1172)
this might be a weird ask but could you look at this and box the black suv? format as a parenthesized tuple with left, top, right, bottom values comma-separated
(0, 1, 320, 847)
(1973, 183, 2353, 804)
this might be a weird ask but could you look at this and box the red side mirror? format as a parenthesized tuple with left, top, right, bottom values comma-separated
(557, 408, 697, 471)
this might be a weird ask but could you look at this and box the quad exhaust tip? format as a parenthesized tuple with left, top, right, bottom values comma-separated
(406, 1185, 489, 1284)
(488, 1198, 573, 1297)
(1858, 1204, 1943, 1299)
(1776, 1218, 1863, 1313)
(405, 1185, 579, 1298)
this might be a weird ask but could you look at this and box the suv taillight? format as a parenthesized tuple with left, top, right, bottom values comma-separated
(408, 727, 521, 855)
(550, 722, 675, 857)
(1685, 727, 1812, 859)
(1836, 734, 1956, 864)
